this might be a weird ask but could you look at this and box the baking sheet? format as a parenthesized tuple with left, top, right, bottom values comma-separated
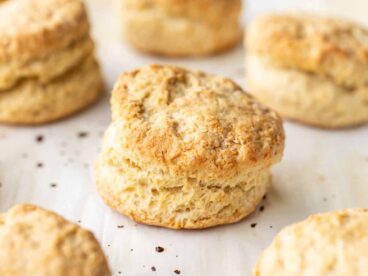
(0, 1, 367, 275)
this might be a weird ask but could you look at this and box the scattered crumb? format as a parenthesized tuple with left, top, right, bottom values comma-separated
(77, 220, 81, 223)
(251, 223, 257, 228)
(151, 266, 156, 272)
(155, 246, 164, 253)
(117, 225, 124, 229)
(78, 132, 89, 138)
(262, 195, 267, 200)
(269, 226, 273, 229)
(37, 162, 43, 168)
(36, 135, 44, 143)
(50, 183, 57, 188)
(118, 272, 121, 275)
(259, 206, 265, 212)
(107, 244, 111, 247)
(130, 249, 134, 252)
(174, 269, 181, 274)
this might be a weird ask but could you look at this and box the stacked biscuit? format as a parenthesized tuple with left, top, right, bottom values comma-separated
(246, 13, 368, 128)
(0, 0, 103, 125)
(0, 204, 110, 275)
(95, 64, 285, 229)
(119, 0, 242, 57)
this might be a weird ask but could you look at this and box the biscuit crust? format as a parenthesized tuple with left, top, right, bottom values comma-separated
(247, 13, 368, 89)
(254, 209, 368, 276)
(0, 204, 110, 276)
(96, 65, 284, 229)
(121, 0, 242, 56)
(0, 56, 103, 125)
(246, 54, 368, 128)
(0, 0, 89, 64)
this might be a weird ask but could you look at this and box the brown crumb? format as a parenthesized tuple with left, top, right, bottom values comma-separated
(259, 206, 265, 212)
(50, 183, 57, 188)
(155, 246, 164, 253)
(251, 223, 257, 228)
(262, 194, 267, 200)
(151, 266, 156, 272)
(174, 269, 181, 274)
(36, 135, 44, 143)
(37, 163, 43, 168)
(117, 225, 125, 228)
(78, 132, 89, 138)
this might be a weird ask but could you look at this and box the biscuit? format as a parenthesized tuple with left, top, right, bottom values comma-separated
(246, 13, 368, 128)
(254, 209, 368, 276)
(0, 204, 110, 276)
(0, 0, 103, 125)
(95, 64, 284, 229)
(120, 0, 242, 57)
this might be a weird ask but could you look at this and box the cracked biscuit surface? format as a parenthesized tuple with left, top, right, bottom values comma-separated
(246, 13, 368, 128)
(0, 204, 110, 276)
(0, 0, 103, 125)
(120, 0, 242, 57)
(254, 209, 368, 276)
(96, 64, 284, 229)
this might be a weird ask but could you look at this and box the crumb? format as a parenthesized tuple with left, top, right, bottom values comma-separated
(50, 183, 57, 188)
(117, 225, 124, 229)
(118, 272, 121, 274)
(107, 244, 111, 247)
(251, 223, 257, 228)
(37, 162, 43, 168)
(262, 195, 267, 200)
(77, 220, 81, 223)
(269, 226, 273, 229)
(151, 266, 156, 272)
(323, 197, 328, 202)
(174, 270, 181, 274)
(78, 132, 88, 138)
(259, 206, 265, 212)
(130, 249, 134, 252)
(36, 135, 44, 143)
(155, 246, 164, 253)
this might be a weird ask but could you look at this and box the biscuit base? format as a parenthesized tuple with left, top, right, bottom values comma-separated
(0, 55, 103, 125)
(121, 9, 241, 57)
(246, 54, 368, 128)
(95, 123, 271, 230)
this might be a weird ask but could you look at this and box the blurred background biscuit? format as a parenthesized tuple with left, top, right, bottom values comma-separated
(0, 0, 103, 125)
(0, 204, 110, 275)
(246, 13, 368, 128)
(119, 0, 242, 57)
(254, 209, 368, 276)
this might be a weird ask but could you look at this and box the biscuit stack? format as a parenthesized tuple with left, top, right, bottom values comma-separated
(95, 64, 285, 229)
(0, 0, 103, 124)
(246, 13, 368, 128)
(120, 0, 242, 57)
(0, 204, 111, 275)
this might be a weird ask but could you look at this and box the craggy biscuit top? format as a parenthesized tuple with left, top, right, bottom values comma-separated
(0, 204, 110, 276)
(0, 0, 89, 63)
(111, 65, 284, 179)
(122, 0, 241, 26)
(254, 209, 368, 275)
(247, 13, 368, 88)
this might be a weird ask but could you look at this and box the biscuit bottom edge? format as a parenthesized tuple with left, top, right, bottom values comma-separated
(245, 54, 368, 128)
(0, 55, 104, 125)
(95, 155, 271, 230)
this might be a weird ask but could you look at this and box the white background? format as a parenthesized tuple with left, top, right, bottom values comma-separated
(0, 1, 367, 275)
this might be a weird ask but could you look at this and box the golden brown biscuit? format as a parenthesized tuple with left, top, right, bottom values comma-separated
(0, 56, 103, 125)
(95, 64, 284, 229)
(120, 0, 242, 57)
(0, 204, 110, 276)
(254, 209, 368, 276)
(246, 13, 368, 128)
(0, 0, 103, 125)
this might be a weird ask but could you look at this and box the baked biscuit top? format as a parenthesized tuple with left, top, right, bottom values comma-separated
(0, 204, 110, 275)
(111, 65, 284, 179)
(247, 13, 368, 88)
(0, 0, 89, 63)
(254, 209, 368, 275)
